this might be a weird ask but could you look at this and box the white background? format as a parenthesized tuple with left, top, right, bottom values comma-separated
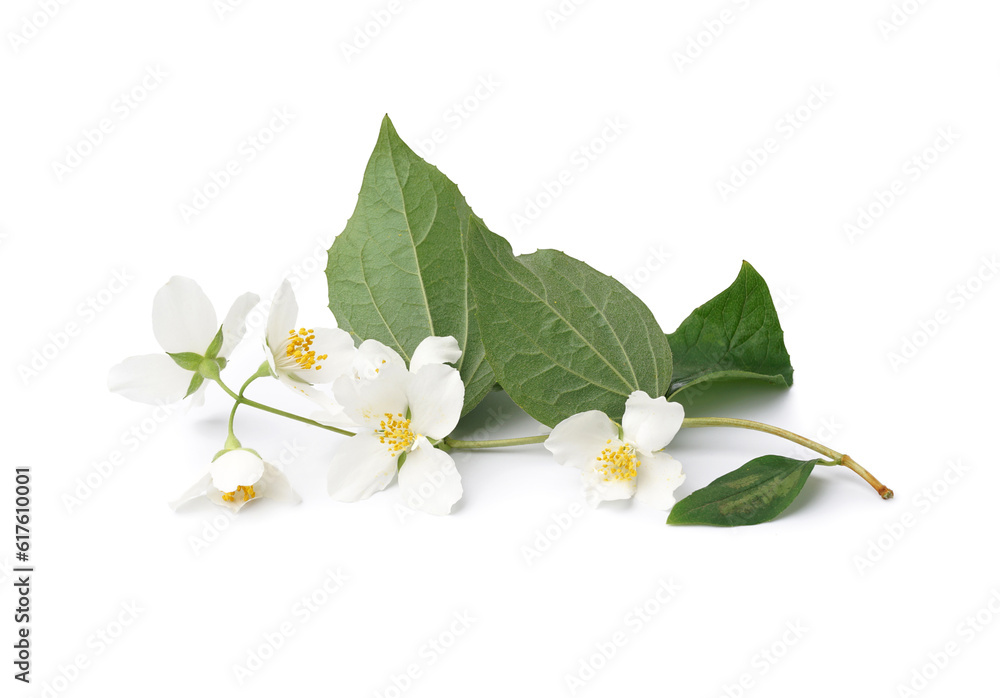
(2, 1, 998, 696)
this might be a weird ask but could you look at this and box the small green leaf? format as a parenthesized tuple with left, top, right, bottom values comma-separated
(184, 373, 205, 398)
(169, 352, 204, 371)
(327, 115, 494, 415)
(666, 261, 793, 398)
(467, 217, 672, 427)
(667, 455, 818, 527)
(204, 326, 225, 359)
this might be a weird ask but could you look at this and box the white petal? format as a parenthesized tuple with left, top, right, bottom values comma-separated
(407, 364, 464, 440)
(622, 391, 685, 453)
(635, 452, 685, 510)
(544, 411, 618, 470)
(581, 467, 637, 505)
(328, 432, 399, 502)
(333, 365, 409, 428)
(265, 280, 298, 355)
(304, 386, 356, 430)
(168, 473, 213, 510)
(108, 354, 194, 405)
(286, 327, 356, 384)
(354, 339, 407, 379)
(210, 450, 265, 492)
(255, 461, 301, 504)
(397, 438, 462, 515)
(219, 292, 260, 358)
(409, 335, 462, 372)
(152, 276, 218, 354)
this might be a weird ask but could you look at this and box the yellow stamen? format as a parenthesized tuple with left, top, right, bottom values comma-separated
(596, 442, 640, 482)
(377, 412, 416, 456)
(284, 328, 327, 371)
(221, 485, 256, 502)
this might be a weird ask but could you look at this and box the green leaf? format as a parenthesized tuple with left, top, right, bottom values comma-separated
(168, 352, 203, 371)
(467, 217, 673, 427)
(204, 326, 224, 359)
(326, 115, 494, 415)
(667, 455, 818, 526)
(666, 261, 793, 398)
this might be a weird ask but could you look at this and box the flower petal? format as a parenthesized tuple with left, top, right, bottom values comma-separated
(210, 450, 265, 493)
(287, 327, 356, 384)
(108, 354, 194, 405)
(354, 339, 407, 379)
(219, 292, 260, 358)
(409, 335, 462, 373)
(407, 364, 464, 440)
(169, 473, 213, 510)
(152, 276, 218, 354)
(265, 280, 298, 355)
(544, 411, 618, 470)
(634, 452, 685, 510)
(397, 438, 462, 515)
(333, 365, 409, 428)
(581, 467, 637, 505)
(622, 391, 685, 453)
(255, 461, 301, 505)
(328, 432, 399, 502)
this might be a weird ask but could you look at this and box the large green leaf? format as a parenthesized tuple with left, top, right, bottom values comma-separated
(326, 116, 494, 415)
(667, 455, 818, 526)
(666, 261, 793, 398)
(467, 217, 672, 427)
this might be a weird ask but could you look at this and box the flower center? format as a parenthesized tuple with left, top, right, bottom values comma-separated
(596, 440, 640, 482)
(378, 413, 417, 456)
(284, 328, 328, 371)
(221, 485, 256, 502)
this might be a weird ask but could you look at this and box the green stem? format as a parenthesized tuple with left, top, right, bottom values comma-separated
(444, 416, 892, 500)
(680, 417, 893, 499)
(443, 434, 548, 450)
(211, 365, 355, 438)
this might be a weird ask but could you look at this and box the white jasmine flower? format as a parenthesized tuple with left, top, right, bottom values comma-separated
(327, 336, 464, 515)
(170, 449, 300, 513)
(265, 279, 356, 388)
(545, 391, 686, 509)
(108, 276, 258, 406)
